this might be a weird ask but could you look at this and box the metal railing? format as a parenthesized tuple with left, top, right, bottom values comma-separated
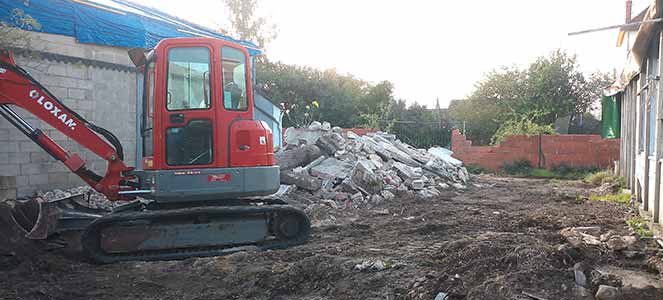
(382, 120, 462, 149)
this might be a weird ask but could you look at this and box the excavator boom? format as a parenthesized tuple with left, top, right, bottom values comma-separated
(0, 51, 136, 201)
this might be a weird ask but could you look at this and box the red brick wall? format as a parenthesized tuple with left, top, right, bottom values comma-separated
(451, 129, 620, 171)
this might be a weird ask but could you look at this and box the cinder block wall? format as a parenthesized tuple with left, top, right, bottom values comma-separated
(451, 129, 620, 171)
(0, 31, 137, 196)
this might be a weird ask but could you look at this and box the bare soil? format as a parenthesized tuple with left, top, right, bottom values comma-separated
(1, 175, 662, 300)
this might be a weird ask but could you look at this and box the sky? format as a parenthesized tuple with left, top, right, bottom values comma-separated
(134, 0, 652, 108)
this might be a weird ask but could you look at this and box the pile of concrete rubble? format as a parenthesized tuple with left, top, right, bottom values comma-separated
(276, 121, 469, 208)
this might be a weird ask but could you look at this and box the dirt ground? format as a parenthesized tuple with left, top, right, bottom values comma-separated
(2, 175, 663, 300)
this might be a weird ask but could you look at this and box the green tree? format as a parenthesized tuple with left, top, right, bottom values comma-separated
(222, 0, 276, 51)
(450, 49, 615, 145)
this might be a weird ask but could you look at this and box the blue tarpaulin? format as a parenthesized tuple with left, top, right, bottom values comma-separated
(0, 0, 261, 55)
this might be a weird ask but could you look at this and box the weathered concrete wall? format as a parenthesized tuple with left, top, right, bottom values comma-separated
(0, 31, 137, 196)
(451, 129, 620, 171)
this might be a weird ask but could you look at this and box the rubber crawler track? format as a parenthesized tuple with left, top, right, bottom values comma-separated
(81, 204, 310, 264)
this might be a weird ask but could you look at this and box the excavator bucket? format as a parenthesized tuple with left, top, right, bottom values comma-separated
(0, 194, 105, 246)
(0, 198, 42, 256)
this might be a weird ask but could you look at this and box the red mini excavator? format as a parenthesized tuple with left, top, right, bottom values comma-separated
(0, 37, 310, 263)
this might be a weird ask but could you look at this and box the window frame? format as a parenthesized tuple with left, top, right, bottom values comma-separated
(165, 119, 214, 166)
(142, 61, 156, 157)
(165, 46, 213, 112)
(221, 46, 249, 112)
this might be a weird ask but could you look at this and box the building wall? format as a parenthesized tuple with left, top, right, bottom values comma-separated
(451, 130, 620, 171)
(619, 26, 663, 224)
(0, 31, 138, 196)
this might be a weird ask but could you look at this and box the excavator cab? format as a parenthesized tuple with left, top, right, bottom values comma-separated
(0, 38, 309, 263)
(132, 38, 279, 202)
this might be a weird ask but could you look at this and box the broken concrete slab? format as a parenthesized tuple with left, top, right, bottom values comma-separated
(392, 162, 421, 181)
(428, 147, 462, 166)
(407, 179, 426, 190)
(316, 132, 346, 155)
(381, 190, 395, 201)
(300, 155, 326, 173)
(345, 130, 360, 140)
(283, 127, 326, 146)
(310, 157, 354, 180)
(351, 192, 364, 203)
(351, 160, 384, 194)
(280, 171, 321, 191)
(275, 144, 323, 171)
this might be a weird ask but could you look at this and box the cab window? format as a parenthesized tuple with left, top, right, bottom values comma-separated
(221, 47, 248, 111)
(167, 47, 211, 111)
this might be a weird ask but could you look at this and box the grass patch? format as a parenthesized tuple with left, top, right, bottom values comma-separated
(500, 159, 534, 177)
(584, 171, 626, 188)
(500, 160, 601, 180)
(588, 192, 631, 204)
(627, 216, 653, 238)
(466, 165, 494, 175)
(531, 168, 556, 178)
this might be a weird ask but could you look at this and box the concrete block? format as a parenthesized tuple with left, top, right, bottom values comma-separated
(42, 75, 80, 88)
(0, 153, 7, 164)
(48, 173, 69, 185)
(0, 141, 19, 153)
(60, 45, 87, 59)
(20, 163, 44, 175)
(68, 173, 84, 185)
(66, 64, 88, 79)
(15, 175, 28, 187)
(47, 86, 68, 100)
(47, 162, 66, 173)
(30, 152, 52, 163)
(29, 174, 48, 185)
(92, 50, 115, 63)
(77, 80, 94, 90)
(0, 128, 10, 141)
(0, 164, 20, 175)
(17, 187, 36, 197)
(19, 141, 41, 152)
(47, 64, 67, 76)
(76, 99, 94, 111)
(0, 176, 16, 189)
(67, 88, 87, 100)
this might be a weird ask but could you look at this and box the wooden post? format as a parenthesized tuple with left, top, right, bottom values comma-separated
(653, 31, 663, 223)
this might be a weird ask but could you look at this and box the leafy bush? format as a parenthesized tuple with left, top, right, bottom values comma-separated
(584, 171, 625, 188)
(466, 165, 494, 175)
(500, 159, 533, 176)
(626, 217, 653, 238)
(549, 164, 599, 180)
(492, 117, 555, 145)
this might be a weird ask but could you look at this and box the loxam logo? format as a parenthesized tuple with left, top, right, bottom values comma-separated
(28, 90, 76, 130)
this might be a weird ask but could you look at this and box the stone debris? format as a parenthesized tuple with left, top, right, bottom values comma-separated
(38, 186, 126, 211)
(560, 226, 643, 255)
(276, 122, 470, 208)
(353, 259, 397, 272)
(595, 285, 623, 300)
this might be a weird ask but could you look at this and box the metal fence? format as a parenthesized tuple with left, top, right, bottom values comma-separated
(382, 120, 462, 149)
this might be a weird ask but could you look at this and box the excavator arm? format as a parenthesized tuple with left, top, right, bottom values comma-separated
(0, 51, 137, 201)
